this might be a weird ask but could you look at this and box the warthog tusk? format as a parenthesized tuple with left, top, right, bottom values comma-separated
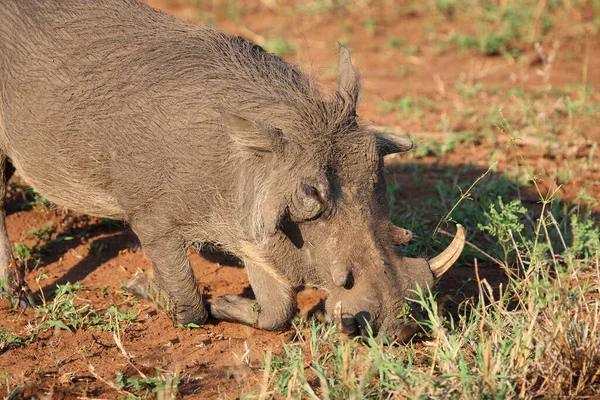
(334, 300, 343, 330)
(429, 224, 466, 279)
(333, 300, 357, 334)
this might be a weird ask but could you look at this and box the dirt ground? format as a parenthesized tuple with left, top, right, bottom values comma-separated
(1, 1, 599, 399)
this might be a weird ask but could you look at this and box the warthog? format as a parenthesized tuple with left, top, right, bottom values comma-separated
(0, 0, 465, 338)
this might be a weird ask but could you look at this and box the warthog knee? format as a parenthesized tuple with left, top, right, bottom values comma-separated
(256, 303, 295, 331)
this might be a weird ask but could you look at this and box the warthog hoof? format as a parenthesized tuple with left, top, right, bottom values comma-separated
(1, 260, 37, 308)
(210, 294, 261, 326)
(0, 285, 37, 308)
(124, 271, 208, 326)
(17, 286, 37, 308)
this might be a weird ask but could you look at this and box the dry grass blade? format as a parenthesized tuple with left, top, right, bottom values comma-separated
(112, 331, 148, 380)
(258, 350, 273, 400)
(438, 227, 506, 269)
(87, 363, 137, 399)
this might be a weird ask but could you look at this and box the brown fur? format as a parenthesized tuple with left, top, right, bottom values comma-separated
(0, 0, 436, 337)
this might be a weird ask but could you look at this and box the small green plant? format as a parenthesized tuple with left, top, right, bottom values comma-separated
(433, 0, 459, 18)
(35, 282, 90, 332)
(192, 11, 215, 25)
(437, 0, 579, 56)
(455, 33, 479, 52)
(13, 242, 34, 262)
(378, 96, 431, 121)
(114, 368, 180, 399)
(337, 37, 351, 48)
(478, 198, 528, 263)
(568, 215, 600, 260)
(90, 305, 139, 331)
(479, 31, 509, 55)
(295, 0, 352, 15)
(384, 36, 405, 49)
(454, 82, 483, 98)
(174, 321, 201, 329)
(90, 241, 105, 256)
(225, 0, 240, 20)
(12, 223, 73, 270)
(363, 18, 377, 33)
(26, 223, 53, 243)
(33, 282, 138, 333)
(262, 37, 295, 57)
(0, 328, 30, 352)
(12, 224, 49, 269)
(401, 45, 421, 55)
(24, 188, 49, 209)
(0, 373, 24, 400)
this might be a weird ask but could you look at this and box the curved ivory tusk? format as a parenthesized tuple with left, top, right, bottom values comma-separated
(334, 301, 344, 330)
(333, 300, 357, 334)
(429, 224, 466, 279)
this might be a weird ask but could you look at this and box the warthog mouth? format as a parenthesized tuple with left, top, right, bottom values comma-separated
(330, 224, 466, 340)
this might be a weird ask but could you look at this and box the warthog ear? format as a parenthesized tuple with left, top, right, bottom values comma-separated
(337, 43, 359, 106)
(376, 133, 414, 156)
(225, 113, 285, 155)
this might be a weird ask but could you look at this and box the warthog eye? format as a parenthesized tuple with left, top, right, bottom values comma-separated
(289, 181, 328, 222)
(301, 183, 325, 205)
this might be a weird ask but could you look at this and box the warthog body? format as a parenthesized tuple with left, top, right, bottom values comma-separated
(0, 0, 464, 337)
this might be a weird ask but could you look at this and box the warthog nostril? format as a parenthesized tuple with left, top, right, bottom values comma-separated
(375, 319, 423, 343)
(331, 267, 354, 289)
(354, 311, 371, 336)
(343, 271, 354, 290)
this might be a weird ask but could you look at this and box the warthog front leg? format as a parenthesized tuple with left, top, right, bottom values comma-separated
(127, 227, 208, 325)
(211, 262, 296, 331)
(0, 153, 35, 307)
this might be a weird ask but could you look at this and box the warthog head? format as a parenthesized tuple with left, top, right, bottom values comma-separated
(231, 44, 466, 339)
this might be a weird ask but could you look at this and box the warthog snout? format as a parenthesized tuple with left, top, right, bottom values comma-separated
(325, 225, 466, 340)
